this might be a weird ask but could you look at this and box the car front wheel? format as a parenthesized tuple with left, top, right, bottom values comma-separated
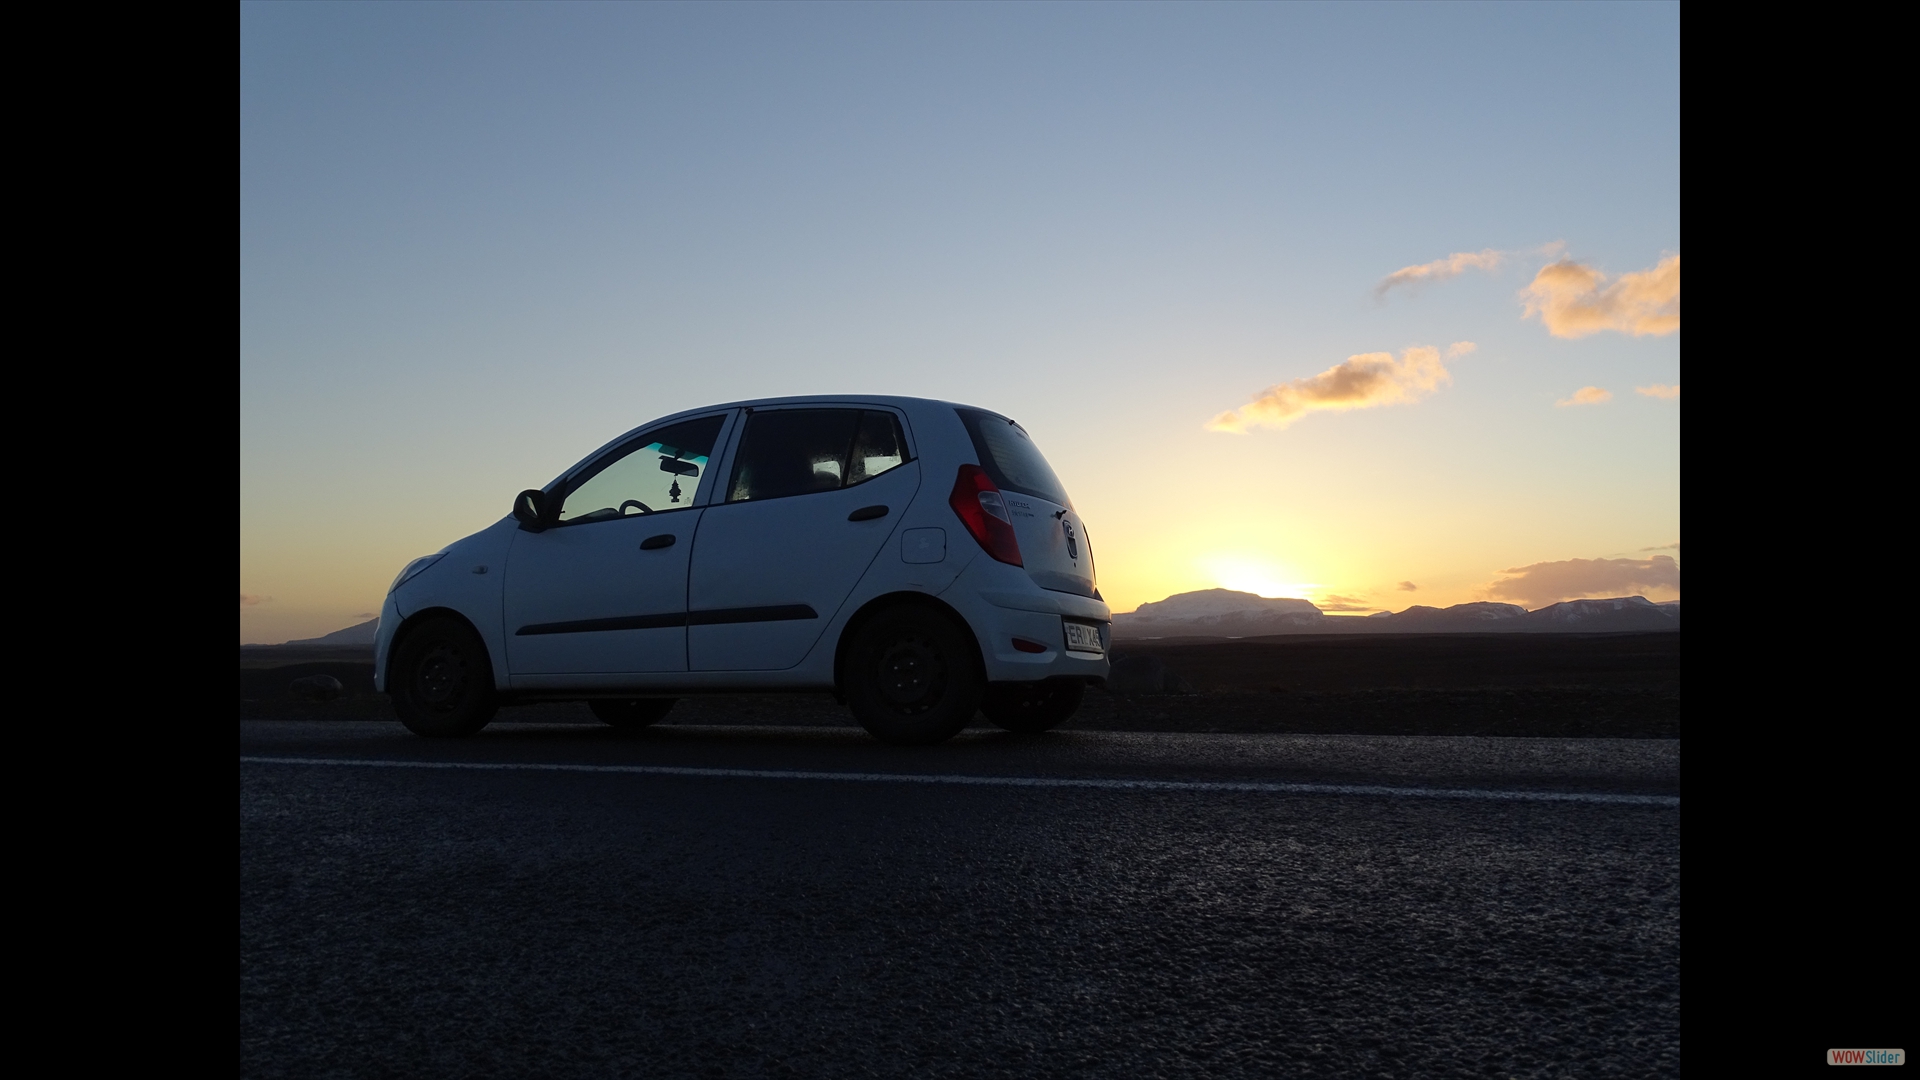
(844, 607, 984, 746)
(390, 616, 498, 737)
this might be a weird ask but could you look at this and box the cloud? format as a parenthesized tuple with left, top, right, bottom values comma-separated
(1522, 254, 1680, 338)
(1206, 345, 1457, 433)
(1636, 383, 1680, 399)
(1396, 581, 1419, 591)
(1640, 542, 1680, 552)
(354, 612, 377, 620)
(1375, 249, 1504, 298)
(1486, 555, 1680, 608)
(1373, 242, 1566, 300)
(1319, 594, 1375, 612)
(1556, 386, 1612, 406)
(1445, 341, 1476, 358)
(240, 594, 272, 607)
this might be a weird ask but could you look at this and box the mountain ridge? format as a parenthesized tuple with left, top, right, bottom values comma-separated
(1114, 590, 1678, 636)
(284, 618, 380, 646)
(279, 591, 1681, 646)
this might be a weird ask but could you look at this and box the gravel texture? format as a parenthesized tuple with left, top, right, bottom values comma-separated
(241, 724, 1680, 1078)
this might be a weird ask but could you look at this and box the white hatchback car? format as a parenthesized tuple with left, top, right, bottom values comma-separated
(375, 396, 1111, 745)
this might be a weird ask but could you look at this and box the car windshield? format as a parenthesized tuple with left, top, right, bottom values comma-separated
(955, 408, 1071, 507)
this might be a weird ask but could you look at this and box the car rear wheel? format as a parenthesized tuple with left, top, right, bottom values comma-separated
(589, 698, 676, 730)
(391, 616, 498, 737)
(844, 606, 984, 746)
(981, 679, 1084, 734)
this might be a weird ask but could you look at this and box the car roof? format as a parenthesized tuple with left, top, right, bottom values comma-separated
(701, 393, 968, 412)
(550, 395, 1002, 490)
(627, 394, 1011, 428)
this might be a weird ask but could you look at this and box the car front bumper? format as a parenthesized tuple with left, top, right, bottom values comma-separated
(371, 593, 403, 694)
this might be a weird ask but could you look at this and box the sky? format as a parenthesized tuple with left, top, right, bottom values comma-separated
(240, 2, 1679, 644)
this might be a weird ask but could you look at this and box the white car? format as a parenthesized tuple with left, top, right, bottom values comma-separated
(375, 396, 1110, 745)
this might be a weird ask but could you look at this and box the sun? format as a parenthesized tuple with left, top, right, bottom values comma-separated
(1199, 555, 1319, 600)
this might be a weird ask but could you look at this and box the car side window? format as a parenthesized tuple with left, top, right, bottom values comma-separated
(727, 409, 909, 502)
(558, 415, 726, 524)
(847, 410, 906, 484)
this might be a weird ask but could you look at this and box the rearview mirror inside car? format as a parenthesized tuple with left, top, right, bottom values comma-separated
(659, 458, 700, 477)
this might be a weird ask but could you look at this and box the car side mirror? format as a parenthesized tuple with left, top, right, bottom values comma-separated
(513, 489, 549, 531)
(659, 457, 700, 477)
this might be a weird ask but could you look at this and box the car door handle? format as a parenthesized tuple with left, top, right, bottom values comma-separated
(639, 534, 676, 550)
(848, 505, 889, 522)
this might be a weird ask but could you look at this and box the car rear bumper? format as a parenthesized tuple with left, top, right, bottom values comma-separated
(944, 560, 1112, 683)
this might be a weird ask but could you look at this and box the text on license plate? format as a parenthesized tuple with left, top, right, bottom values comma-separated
(1063, 621, 1104, 654)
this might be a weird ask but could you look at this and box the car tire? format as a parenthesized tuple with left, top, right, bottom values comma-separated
(843, 606, 984, 746)
(390, 616, 498, 737)
(981, 679, 1084, 734)
(589, 698, 676, 730)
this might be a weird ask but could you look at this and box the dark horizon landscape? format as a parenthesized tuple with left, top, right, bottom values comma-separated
(244, 627, 1679, 740)
(273, 587, 1681, 648)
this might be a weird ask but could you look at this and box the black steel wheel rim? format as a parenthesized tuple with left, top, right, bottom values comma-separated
(414, 642, 466, 711)
(876, 633, 945, 712)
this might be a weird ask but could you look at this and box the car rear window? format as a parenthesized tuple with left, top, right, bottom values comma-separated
(956, 408, 1072, 508)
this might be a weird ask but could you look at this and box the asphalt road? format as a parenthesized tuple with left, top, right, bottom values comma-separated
(240, 721, 1681, 1079)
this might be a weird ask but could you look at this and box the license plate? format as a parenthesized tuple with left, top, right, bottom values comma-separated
(1063, 621, 1104, 654)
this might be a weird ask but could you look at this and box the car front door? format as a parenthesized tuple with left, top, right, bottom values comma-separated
(503, 412, 732, 677)
(687, 407, 919, 671)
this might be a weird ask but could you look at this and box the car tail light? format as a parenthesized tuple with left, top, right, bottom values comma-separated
(949, 464, 1023, 566)
(1012, 638, 1048, 653)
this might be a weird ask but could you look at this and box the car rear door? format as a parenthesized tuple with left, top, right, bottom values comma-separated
(687, 407, 919, 671)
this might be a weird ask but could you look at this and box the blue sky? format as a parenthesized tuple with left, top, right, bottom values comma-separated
(241, 2, 1679, 642)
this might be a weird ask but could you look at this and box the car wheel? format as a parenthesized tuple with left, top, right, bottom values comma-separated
(844, 606, 984, 746)
(390, 616, 498, 737)
(980, 679, 1084, 734)
(589, 698, 676, 730)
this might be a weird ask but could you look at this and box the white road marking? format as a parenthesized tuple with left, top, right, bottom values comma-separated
(239, 756, 1679, 807)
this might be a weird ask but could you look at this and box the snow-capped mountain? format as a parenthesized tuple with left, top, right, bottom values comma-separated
(1127, 589, 1322, 620)
(1521, 596, 1680, 630)
(1114, 590, 1326, 636)
(1386, 602, 1528, 627)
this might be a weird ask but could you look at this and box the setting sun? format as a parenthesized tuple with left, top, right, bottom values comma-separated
(1199, 555, 1318, 601)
